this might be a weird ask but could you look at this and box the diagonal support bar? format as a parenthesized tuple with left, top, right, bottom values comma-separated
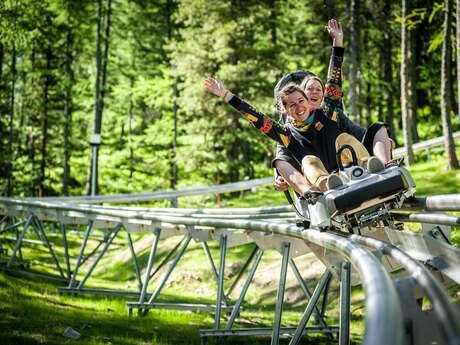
(147, 233, 192, 304)
(34, 217, 65, 279)
(289, 269, 332, 345)
(225, 248, 264, 330)
(226, 245, 258, 299)
(289, 258, 328, 328)
(0, 219, 27, 235)
(127, 232, 143, 291)
(76, 223, 124, 289)
(7, 215, 33, 268)
(149, 235, 185, 281)
(68, 220, 94, 288)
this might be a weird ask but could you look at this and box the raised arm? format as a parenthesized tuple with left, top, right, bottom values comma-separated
(323, 19, 345, 116)
(204, 77, 292, 148)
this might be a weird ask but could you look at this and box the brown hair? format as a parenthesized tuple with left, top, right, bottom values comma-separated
(300, 76, 325, 94)
(276, 83, 308, 113)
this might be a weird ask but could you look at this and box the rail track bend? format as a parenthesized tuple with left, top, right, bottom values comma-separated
(0, 189, 459, 345)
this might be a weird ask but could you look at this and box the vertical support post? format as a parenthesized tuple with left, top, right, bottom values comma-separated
(271, 242, 290, 345)
(68, 220, 94, 288)
(202, 241, 229, 306)
(169, 197, 178, 208)
(76, 223, 123, 289)
(7, 215, 33, 268)
(90, 144, 98, 196)
(138, 228, 161, 303)
(339, 261, 351, 345)
(225, 249, 264, 330)
(127, 232, 143, 291)
(288, 269, 332, 345)
(61, 224, 71, 279)
(425, 148, 431, 161)
(214, 233, 227, 331)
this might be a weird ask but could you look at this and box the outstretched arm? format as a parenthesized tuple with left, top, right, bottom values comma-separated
(322, 19, 345, 117)
(204, 77, 292, 147)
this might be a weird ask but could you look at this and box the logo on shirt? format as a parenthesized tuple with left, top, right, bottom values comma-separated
(243, 112, 258, 122)
(325, 85, 343, 98)
(260, 117, 272, 134)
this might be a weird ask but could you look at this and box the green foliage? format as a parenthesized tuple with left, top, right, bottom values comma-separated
(0, 0, 458, 197)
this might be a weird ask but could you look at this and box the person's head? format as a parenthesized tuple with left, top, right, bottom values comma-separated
(277, 83, 311, 122)
(300, 76, 325, 110)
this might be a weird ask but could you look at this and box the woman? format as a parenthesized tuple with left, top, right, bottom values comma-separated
(272, 20, 393, 195)
(204, 76, 381, 196)
(204, 20, 392, 196)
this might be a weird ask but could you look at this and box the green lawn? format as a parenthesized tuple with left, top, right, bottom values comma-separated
(0, 152, 459, 344)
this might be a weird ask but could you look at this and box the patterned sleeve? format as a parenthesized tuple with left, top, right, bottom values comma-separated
(322, 46, 345, 120)
(228, 95, 292, 148)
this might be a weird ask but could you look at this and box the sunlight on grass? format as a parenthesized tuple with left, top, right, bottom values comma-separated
(1, 151, 459, 344)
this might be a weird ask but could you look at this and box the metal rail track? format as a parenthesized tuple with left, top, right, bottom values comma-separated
(0, 195, 459, 345)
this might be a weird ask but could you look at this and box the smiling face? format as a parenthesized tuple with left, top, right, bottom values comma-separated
(284, 91, 310, 122)
(303, 79, 324, 109)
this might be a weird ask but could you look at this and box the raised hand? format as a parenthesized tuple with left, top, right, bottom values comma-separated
(204, 77, 228, 98)
(326, 19, 343, 47)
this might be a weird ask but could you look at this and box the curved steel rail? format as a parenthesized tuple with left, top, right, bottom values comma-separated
(350, 234, 460, 344)
(0, 197, 405, 345)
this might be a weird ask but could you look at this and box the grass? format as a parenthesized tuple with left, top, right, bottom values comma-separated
(0, 229, 361, 345)
(0, 152, 459, 344)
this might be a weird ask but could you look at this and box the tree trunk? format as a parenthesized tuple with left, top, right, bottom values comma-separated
(167, 0, 178, 191)
(268, 0, 276, 45)
(324, 0, 336, 19)
(348, 0, 361, 122)
(40, 46, 52, 197)
(457, 0, 460, 119)
(7, 43, 16, 197)
(383, 0, 394, 139)
(88, 0, 111, 195)
(99, 0, 111, 123)
(86, 0, 103, 196)
(440, 0, 459, 170)
(400, 0, 415, 165)
(128, 51, 134, 179)
(171, 73, 178, 189)
(365, 82, 372, 128)
(0, 42, 3, 83)
(63, 27, 74, 196)
(408, 28, 419, 143)
(364, 29, 371, 127)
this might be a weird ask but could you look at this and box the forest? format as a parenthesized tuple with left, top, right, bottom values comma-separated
(0, 0, 459, 198)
